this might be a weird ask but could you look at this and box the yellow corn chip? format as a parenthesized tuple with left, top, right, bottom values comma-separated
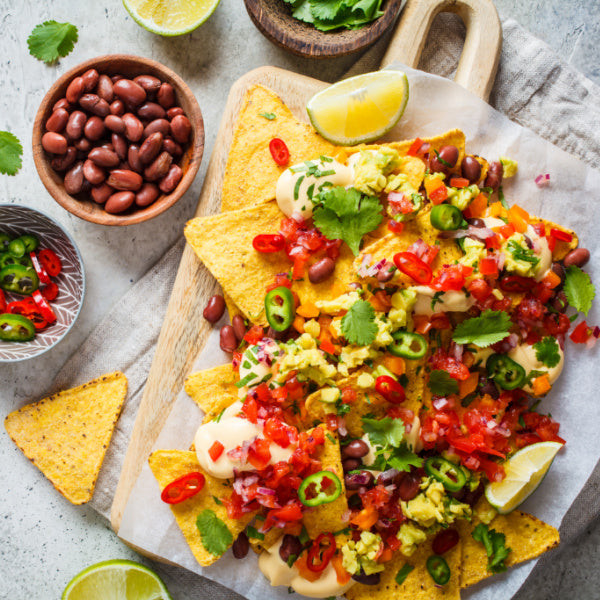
(459, 508, 559, 588)
(221, 85, 337, 212)
(4, 372, 127, 505)
(346, 535, 462, 600)
(249, 527, 283, 555)
(185, 364, 239, 423)
(148, 449, 255, 567)
(534, 217, 578, 260)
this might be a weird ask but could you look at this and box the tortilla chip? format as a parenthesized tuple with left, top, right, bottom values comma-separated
(534, 217, 578, 260)
(184, 364, 239, 423)
(224, 292, 242, 321)
(149, 449, 255, 567)
(346, 535, 462, 600)
(221, 85, 337, 212)
(4, 372, 127, 505)
(387, 129, 466, 168)
(458, 507, 560, 588)
(303, 429, 348, 540)
(249, 526, 283, 554)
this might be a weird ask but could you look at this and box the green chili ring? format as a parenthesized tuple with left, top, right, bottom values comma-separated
(264, 286, 295, 332)
(426, 555, 451, 585)
(387, 330, 428, 359)
(486, 353, 526, 390)
(298, 470, 342, 507)
(0, 313, 36, 342)
(430, 204, 466, 231)
(424, 456, 468, 493)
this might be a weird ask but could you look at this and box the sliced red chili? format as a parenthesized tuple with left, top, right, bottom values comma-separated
(375, 375, 406, 404)
(38, 248, 62, 277)
(30, 252, 51, 285)
(550, 228, 573, 243)
(208, 441, 225, 462)
(307, 532, 336, 573)
(32, 290, 57, 324)
(41, 282, 59, 302)
(253, 234, 285, 253)
(394, 252, 432, 284)
(269, 138, 290, 166)
(161, 472, 206, 504)
(7, 298, 37, 314)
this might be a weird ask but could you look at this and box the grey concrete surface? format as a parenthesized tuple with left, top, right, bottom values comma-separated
(0, 0, 598, 599)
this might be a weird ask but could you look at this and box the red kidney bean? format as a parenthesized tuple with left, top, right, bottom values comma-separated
(42, 132, 68, 154)
(97, 75, 114, 102)
(135, 182, 160, 207)
(341, 439, 369, 459)
(88, 147, 120, 168)
(81, 68, 99, 92)
(74, 137, 92, 152)
(157, 83, 175, 108)
(50, 147, 76, 171)
(79, 94, 110, 117)
(138, 132, 163, 165)
(99, 142, 114, 152)
(461, 156, 482, 183)
(105, 191, 135, 213)
(110, 99, 125, 116)
(278, 535, 303, 563)
(162, 137, 182, 157)
(65, 110, 87, 139)
(46, 108, 69, 133)
(111, 75, 123, 83)
(158, 164, 182, 193)
(111, 133, 128, 161)
(66, 76, 85, 103)
(170, 114, 191, 144)
(432, 528, 459, 555)
(220, 325, 237, 352)
(137, 102, 166, 120)
(133, 74, 162, 94)
(203, 294, 226, 323)
(104, 115, 125, 134)
(166, 107, 184, 120)
(484, 160, 503, 191)
(345, 470, 374, 490)
(143, 118, 170, 138)
(83, 159, 106, 185)
(91, 183, 113, 204)
(64, 161, 85, 194)
(351, 573, 380, 586)
(232, 314, 247, 342)
(342, 458, 362, 472)
(308, 257, 335, 283)
(53, 98, 71, 112)
(396, 471, 422, 501)
(122, 112, 144, 142)
(113, 79, 147, 107)
(127, 144, 143, 173)
(232, 532, 249, 560)
(551, 262, 566, 284)
(430, 145, 459, 174)
(84, 116, 105, 141)
(107, 169, 143, 191)
(144, 151, 172, 182)
(563, 248, 590, 268)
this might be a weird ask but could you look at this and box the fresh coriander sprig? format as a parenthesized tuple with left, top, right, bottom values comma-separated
(27, 20, 78, 64)
(0, 132, 23, 175)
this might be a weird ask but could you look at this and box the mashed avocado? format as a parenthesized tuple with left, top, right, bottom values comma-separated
(275, 334, 337, 386)
(500, 156, 518, 178)
(341, 531, 385, 576)
(504, 233, 539, 277)
(475, 500, 498, 525)
(353, 147, 402, 195)
(460, 237, 486, 270)
(389, 289, 417, 329)
(316, 291, 362, 314)
(384, 173, 423, 222)
(448, 184, 480, 210)
(397, 522, 427, 557)
(356, 372, 375, 389)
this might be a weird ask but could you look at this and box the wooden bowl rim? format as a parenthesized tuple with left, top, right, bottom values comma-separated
(32, 54, 205, 226)
(243, 0, 403, 58)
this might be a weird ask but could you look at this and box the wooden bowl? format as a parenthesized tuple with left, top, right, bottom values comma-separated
(244, 0, 404, 58)
(32, 55, 204, 226)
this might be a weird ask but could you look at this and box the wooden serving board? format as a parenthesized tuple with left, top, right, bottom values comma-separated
(111, 0, 501, 534)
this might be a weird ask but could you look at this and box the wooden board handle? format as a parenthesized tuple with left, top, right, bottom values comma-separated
(380, 0, 501, 101)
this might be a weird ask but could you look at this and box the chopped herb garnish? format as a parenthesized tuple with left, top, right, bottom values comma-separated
(498, 185, 510, 209)
(246, 525, 265, 540)
(507, 240, 540, 266)
(294, 175, 305, 200)
(259, 112, 276, 120)
(395, 564, 414, 585)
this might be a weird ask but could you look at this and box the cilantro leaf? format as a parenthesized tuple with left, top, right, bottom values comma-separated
(313, 186, 383, 255)
(341, 299, 377, 346)
(196, 509, 233, 556)
(564, 265, 595, 316)
(0, 132, 23, 175)
(27, 21, 78, 65)
(309, 0, 346, 21)
(259, 112, 276, 120)
(452, 310, 512, 347)
(533, 337, 561, 368)
(428, 370, 459, 396)
(472, 524, 511, 573)
(395, 563, 414, 585)
(387, 441, 424, 472)
(362, 416, 405, 448)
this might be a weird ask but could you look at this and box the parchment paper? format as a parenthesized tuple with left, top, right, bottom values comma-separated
(117, 64, 600, 600)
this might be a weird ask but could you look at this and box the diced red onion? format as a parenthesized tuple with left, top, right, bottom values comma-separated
(450, 342, 464, 362)
(257, 486, 276, 496)
(357, 253, 373, 277)
(337, 417, 348, 437)
(497, 252, 506, 270)
(291, 210, 305, 223)
(407, 239, 430, 260)
(432, 397, 449, 410)
(341, 509, 351, 523)
(535, 173, 550, 187)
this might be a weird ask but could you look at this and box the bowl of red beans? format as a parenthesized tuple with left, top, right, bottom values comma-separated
(0, 204, 85, 362)
(33, 54, 204, 226)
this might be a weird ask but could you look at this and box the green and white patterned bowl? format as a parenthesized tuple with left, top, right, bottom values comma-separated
(0, 204, 85, 362)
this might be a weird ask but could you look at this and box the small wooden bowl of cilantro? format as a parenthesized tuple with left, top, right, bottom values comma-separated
(244, 0, 404, 58)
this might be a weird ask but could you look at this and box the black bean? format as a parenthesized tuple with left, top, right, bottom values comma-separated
(232, 532, 249, 559)
(279, 534, 303, 563)
(341, 439, 369, 459)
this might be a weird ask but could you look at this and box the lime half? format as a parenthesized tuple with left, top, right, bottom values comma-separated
(485, 441, 563, 514)
(123, 0, 221, 36)
(306, 70, 409, 146)
(62, 559, 173, 600)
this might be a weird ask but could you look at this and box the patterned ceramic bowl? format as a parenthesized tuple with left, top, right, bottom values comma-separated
(0, 204, 85, 362)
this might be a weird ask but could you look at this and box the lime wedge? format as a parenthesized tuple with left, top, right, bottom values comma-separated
(62, 559, 173, 600)
(123, 0, 221, 36)
(485, 441, 563, 514)
(306, 70, 409, 146)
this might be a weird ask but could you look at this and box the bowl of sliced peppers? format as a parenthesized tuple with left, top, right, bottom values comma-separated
(0, 204, 85, 362)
